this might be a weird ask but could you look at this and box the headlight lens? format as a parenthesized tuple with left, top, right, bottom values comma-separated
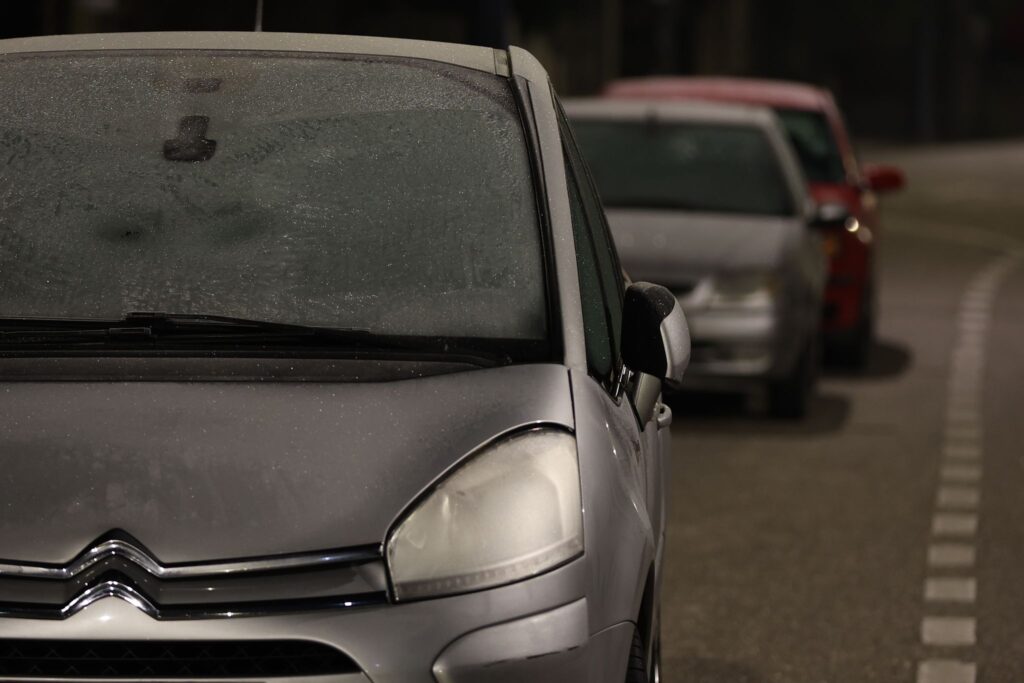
(386, 429, 583, 601)
(708, 273, 777, 309)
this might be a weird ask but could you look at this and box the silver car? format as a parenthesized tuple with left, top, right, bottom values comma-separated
(566, 99, 827, 417)
(0, 32, 689, 683)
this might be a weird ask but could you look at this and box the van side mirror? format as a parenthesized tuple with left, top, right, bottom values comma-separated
(862, 163, 905, 193)
(622, 282, 690, 385)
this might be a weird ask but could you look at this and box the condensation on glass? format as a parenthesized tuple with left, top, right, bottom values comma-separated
(0, 51, 545, 340)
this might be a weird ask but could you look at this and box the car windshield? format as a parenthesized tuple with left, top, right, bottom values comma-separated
(0, 51, 547, 350)
(774, 108, 846, 183)
(571, 119, 795, 216)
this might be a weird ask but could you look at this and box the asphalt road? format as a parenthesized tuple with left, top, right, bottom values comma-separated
(661, 141, 1024, 683)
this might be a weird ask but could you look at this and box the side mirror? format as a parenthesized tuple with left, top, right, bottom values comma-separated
(811, 201, 852, 230)
(862, 163, 905, 193)
(622, 282, 690, 385)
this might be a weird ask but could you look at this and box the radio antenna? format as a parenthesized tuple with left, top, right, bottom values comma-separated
(254, 0, 264, 32)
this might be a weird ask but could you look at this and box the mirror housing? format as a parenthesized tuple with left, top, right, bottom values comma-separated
(622, 282, 690, 385)
(862, 163, 905, 193)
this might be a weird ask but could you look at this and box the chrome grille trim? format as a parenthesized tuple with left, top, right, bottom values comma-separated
(0, 539, 381, 580)
(0, 588, 387, 621)
(59, 581, 158, 619)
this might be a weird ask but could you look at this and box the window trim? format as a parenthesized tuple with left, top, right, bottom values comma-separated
(555, 100, 626, 390)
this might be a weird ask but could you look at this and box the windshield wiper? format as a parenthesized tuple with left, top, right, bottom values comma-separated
(125, 311, 374, 337)
(0, 312, 375, 343)
(0, 313, 508, 365)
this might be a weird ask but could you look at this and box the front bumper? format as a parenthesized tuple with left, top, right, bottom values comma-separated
(822, 227, 872, 336)
(682, 307, 780, 387)
(0, 559, 633, 683)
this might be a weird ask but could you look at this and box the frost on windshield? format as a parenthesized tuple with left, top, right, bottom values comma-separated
(0, 53, 545, 340)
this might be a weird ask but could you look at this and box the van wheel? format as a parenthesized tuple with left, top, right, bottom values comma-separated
(768, 336, 817, 419)
(625, 627, 647, 683)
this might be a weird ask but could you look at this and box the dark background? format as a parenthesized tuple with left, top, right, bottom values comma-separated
(3, 0, 1023, 142)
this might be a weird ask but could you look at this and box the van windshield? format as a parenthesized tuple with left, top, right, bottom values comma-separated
(571, 119, 796, 217)
(0, 51, 547, 353)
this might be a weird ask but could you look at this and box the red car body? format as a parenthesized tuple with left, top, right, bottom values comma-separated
(603, 77, 905, 365)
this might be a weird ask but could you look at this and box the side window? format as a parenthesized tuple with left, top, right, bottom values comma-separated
(557, 95, 626, 385)
(571, 150, 625, 356)
(564, 156, 614, 381)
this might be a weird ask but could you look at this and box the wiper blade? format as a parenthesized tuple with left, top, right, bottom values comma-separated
(0, 312, 370, 342)
(122, 311, 372, 337)
(0, 313, 508, 365)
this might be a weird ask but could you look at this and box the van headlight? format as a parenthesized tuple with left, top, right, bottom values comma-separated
(708, 273, 778, 310)
(386, 429, 583, 601)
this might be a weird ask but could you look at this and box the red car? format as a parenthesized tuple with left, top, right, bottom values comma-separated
(604, 77, 905, 366)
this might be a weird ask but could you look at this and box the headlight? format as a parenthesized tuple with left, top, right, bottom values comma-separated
(386, 429, 583, 601)
(708, 273, 777, 309)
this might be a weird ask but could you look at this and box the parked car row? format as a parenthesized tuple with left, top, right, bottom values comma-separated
(566, 77, 905, 417)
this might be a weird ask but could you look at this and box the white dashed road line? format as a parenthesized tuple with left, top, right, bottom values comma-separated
(922, 616, 977, 646)
(925, 578, 977, 603)
(943, 444, 981, 461)
(918, 660, 977, 683)
(927, 544, 975, 569)
(931, 513, 978, 536)
(917, 249, 1024, 683)
(940, 465, 982, 483)
(936, 487, 980, 509)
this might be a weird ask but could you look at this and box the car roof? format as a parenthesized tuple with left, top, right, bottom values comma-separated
(564, 97, 778, 129)
(604, 76, 831, 112)
(0, 31, 505, 76)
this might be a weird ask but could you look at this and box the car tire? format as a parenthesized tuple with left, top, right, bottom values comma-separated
(625, 627, 647, 683)
(843, 315, 873, 369)
(768, 335, 818, 419)
(833, 282, 875, 369)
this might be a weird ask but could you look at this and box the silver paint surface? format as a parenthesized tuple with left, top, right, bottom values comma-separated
(0, 364, 572, 564)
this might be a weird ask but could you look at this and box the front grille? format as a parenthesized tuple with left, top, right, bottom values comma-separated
(0, 640, 360, 679)
(0, 534, 388, 620)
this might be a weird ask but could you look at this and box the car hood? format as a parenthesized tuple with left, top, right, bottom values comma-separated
(606, 209, 799, 288)
(0, 363, 573, 564)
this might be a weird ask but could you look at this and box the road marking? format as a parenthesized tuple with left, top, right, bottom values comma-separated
(940, 465, 982, 483)
(925, 578, 977, 603)
(944, 425, 982, 442)
(921, 616, 976, 646)
(961, 299, 990, 312)
(937, 486, 980, 509)
(932, 513, 978, 536)
(947, 382, 980, 394)
(913, 248, 1022, 679)
(944, 444, 981, 460)
(928, 544, 975, 568)
(916, 660, 976, 683)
